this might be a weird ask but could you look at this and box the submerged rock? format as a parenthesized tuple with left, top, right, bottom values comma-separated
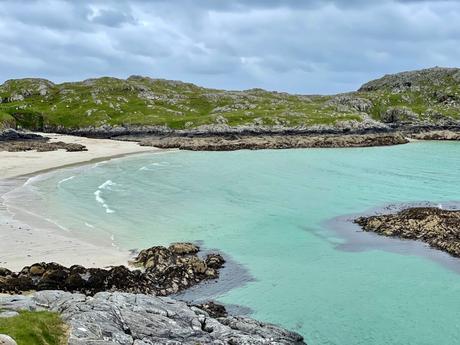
(355, 207, 460, 257)
(0, 243, 225, 296)
(0, 291, 306, 344)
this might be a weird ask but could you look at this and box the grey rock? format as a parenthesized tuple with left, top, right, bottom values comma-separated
(381, 107, 418, 124)
(327, 95, 373, 113)
(0, 311, 19, 318)
(359, 67, 460, 92)
(0, 335, 17, 345)
(0, 291, 306, 345)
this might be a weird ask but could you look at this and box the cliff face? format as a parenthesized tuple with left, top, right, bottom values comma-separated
(1, 67, 459, 133)
(0, 291, 306, 345)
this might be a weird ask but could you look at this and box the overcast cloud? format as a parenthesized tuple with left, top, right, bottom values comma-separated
(0, 0, 459, 93)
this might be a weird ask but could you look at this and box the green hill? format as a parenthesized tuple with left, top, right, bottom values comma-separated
(1, 67, 459, 131)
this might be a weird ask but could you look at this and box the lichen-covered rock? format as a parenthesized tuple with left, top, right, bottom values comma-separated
(355, 207, 460, 257)
(0, 291, 306, 344)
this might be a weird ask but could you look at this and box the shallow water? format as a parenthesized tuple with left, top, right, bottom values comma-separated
(8, 141, 460, 345)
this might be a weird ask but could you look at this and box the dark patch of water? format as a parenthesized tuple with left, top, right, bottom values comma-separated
(325, 201, 460, 274)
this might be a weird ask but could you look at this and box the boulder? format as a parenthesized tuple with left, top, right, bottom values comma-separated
(0, 335, 17, 345)
(168, 242, 199, 255)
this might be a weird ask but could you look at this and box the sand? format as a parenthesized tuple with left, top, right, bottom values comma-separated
(0, 133, 158, 271)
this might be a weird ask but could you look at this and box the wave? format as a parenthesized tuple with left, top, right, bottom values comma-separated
(58, 176, 75, 185)
(138, 161, 176, 171)
(94, 189, 115, 214)
(98, 180, 116, 190)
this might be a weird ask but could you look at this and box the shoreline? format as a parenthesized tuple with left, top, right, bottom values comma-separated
(0, 133, 160, 271)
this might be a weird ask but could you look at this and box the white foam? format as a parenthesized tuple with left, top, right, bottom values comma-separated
(139, 161, 172, 171)
(85, 222, 95, 228)
(98, 180, 115, 190)
(58, 176, 75, 185)
(94, 190, 115, 214)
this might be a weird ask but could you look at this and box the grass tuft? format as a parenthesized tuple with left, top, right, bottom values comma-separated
(0, 311, 68, 345)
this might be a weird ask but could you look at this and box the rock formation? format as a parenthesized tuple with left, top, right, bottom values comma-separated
(0, 129, 86, 152)
(355, 207, 460, 257)
(138, 133, 409, 151)
(0, 243, 225, 296)
(0, 290, 306, 344)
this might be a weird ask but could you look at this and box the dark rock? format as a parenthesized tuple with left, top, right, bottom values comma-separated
(195, 301, 228, 318)
(205, 253, 226, 269)
(0, 140, 87, 152)
(0, 129, 43, 141)
(0, 243, 225, 296)
(0, 268, 12, 277)
(0, 129, 87, 152)
(381, 107, 418, 124)
(355, 207, 460, 257)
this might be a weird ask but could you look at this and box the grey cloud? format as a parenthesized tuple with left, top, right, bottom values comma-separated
(0, 0, 459, 93)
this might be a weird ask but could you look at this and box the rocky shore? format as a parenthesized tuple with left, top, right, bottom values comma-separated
(0, 290, 306, 344)
(0, 243, 224, 296)
(355, 207, 460, 257)
(0, 242, 306, 344)
(0, 129, 86, 152)
(3, 125, 460, 152)
(137, 132, 408, 151)
(47, 124, 460, 151)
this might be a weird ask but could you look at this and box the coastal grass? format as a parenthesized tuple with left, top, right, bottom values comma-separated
(0, 77, 363, 130)
(0, 311, 68, 345)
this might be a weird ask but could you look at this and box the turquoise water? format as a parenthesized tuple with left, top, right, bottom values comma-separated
(12, 141, 460, 344)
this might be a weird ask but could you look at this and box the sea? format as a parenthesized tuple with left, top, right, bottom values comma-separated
(5, 140, 460, 345)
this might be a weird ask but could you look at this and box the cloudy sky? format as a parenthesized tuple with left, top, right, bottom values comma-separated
(0, 0, 459, 94)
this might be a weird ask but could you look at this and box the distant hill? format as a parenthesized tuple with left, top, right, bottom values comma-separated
(1, 67, 459, 131)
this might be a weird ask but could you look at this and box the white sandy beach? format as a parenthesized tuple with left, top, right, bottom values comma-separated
(0, 133, 158, 271)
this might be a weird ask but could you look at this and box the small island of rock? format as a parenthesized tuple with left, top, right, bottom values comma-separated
(355, 207, 460, 257)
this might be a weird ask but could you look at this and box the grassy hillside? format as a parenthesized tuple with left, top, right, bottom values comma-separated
(1, 67, 459, 131)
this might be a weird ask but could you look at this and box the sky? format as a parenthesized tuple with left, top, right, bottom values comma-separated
(0, 0, 459, 94)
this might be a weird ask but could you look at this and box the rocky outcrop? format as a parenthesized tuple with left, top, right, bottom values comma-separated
(139, 133, 409, 151)
(0, 243, 224, 296)
(355, 207, 460, 257)
(0, 290, 306, 345)
(0, 140, 87, 152)
(381, 107, 418, 124)
(409, 130, 460, 140)
(358, 67, 460, 92)
(0, 129, 87, 152)
(0, 129, 43, 141)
